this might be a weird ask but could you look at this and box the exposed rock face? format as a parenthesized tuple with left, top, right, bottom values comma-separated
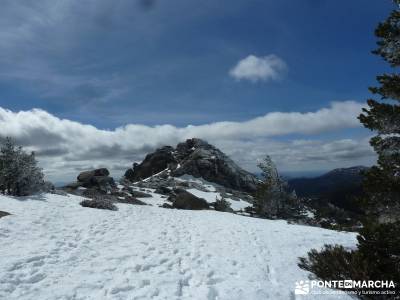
(170, 188, 209, 210)
(125, 146, 177, 182)
(124, 138, 258, 193)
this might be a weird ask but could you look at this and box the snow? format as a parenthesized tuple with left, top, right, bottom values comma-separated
(176, 175, 218, 192)
(304, 209, 315, 219)
(0, 193, 357, 300)
(135, 188, 169, 206)
(187, 188, 251, 211)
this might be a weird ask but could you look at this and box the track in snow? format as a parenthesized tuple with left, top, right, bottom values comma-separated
(0, 194, 356, 299)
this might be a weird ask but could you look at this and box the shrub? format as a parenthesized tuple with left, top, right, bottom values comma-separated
(299, 222, 400, 297)
(214, 196, 233, 212)
(299, 245, 368, 282)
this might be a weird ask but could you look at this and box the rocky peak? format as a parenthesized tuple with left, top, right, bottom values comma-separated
(124, 138, 259, 193)
(125, 146, 177, 182)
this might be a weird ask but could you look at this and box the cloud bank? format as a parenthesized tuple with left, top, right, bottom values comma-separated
(0, 101, 375, 182)
(229, 55, 287, 82)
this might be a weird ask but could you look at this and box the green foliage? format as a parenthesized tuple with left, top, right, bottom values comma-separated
(254, 155, 299, 218)
(358, 0, 400, 215)
(299, 222, 400, 297)
(373, 5, 400, 67)
(214, 196, 232, 212)
(357, 221, 400, 281)
(300, 3, 400, 297)
(0, 137, 45, 196)
(299, 245, 368, 282)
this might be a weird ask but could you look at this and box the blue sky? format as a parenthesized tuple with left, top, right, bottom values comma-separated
(0, 0, 395, 181)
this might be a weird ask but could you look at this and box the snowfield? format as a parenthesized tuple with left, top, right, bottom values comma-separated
(0, 193, 357, 300)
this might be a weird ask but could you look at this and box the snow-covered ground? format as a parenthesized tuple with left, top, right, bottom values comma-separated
(130, 174, 253, 212)
(0, 193, 357, 300)
(129, 186, 251, 212)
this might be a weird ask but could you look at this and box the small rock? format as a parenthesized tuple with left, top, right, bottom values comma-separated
(80, 198, 118, 211)
(0, 211, 11, 219)
(116, 196, 147, 205)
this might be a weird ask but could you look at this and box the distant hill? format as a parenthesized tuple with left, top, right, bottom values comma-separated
(288, 166, 369, 213)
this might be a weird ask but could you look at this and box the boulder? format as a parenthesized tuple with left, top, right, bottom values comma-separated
(74, 168, 116, 192)
(77, 168, 109, 182)
(170, 188, 209, 210)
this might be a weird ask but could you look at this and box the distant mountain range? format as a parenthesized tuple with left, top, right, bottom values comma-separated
(288, 166, 369, 213)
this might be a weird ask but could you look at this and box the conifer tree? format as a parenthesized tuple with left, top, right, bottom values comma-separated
(299, 3, 400, 294)
(358, 0, 400, 217)
(0, 137, 45, 196)
(254, 155, 297, 217)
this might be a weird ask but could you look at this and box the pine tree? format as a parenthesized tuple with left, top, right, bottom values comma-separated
(0, 137, 45, 196)
(358, 0, 400, 219)
(254, 155, 297, 217)
(17, 151, 45, 196)
(299, 2, 400, 294)
(0, 137, 21, 194)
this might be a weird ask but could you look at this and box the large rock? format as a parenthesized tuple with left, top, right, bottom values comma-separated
(78, 168, 110, 182)
(170, 188, 209, 210)
(124, 138, 258, 193)
(66, 168, 116, 193)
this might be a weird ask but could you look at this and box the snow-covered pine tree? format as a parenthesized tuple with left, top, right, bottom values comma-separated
(358, 0, 400, 218)
(17, 151, 45, 196)
(0, 137, 45, 196)
(254, 155, 297, 217)
(0, 137, 21, 194)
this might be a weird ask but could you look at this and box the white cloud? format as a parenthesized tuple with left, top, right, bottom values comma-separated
(218, 137, 375, 175)
(0, 101, 374, 182)
(229, 54, 287, 82)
